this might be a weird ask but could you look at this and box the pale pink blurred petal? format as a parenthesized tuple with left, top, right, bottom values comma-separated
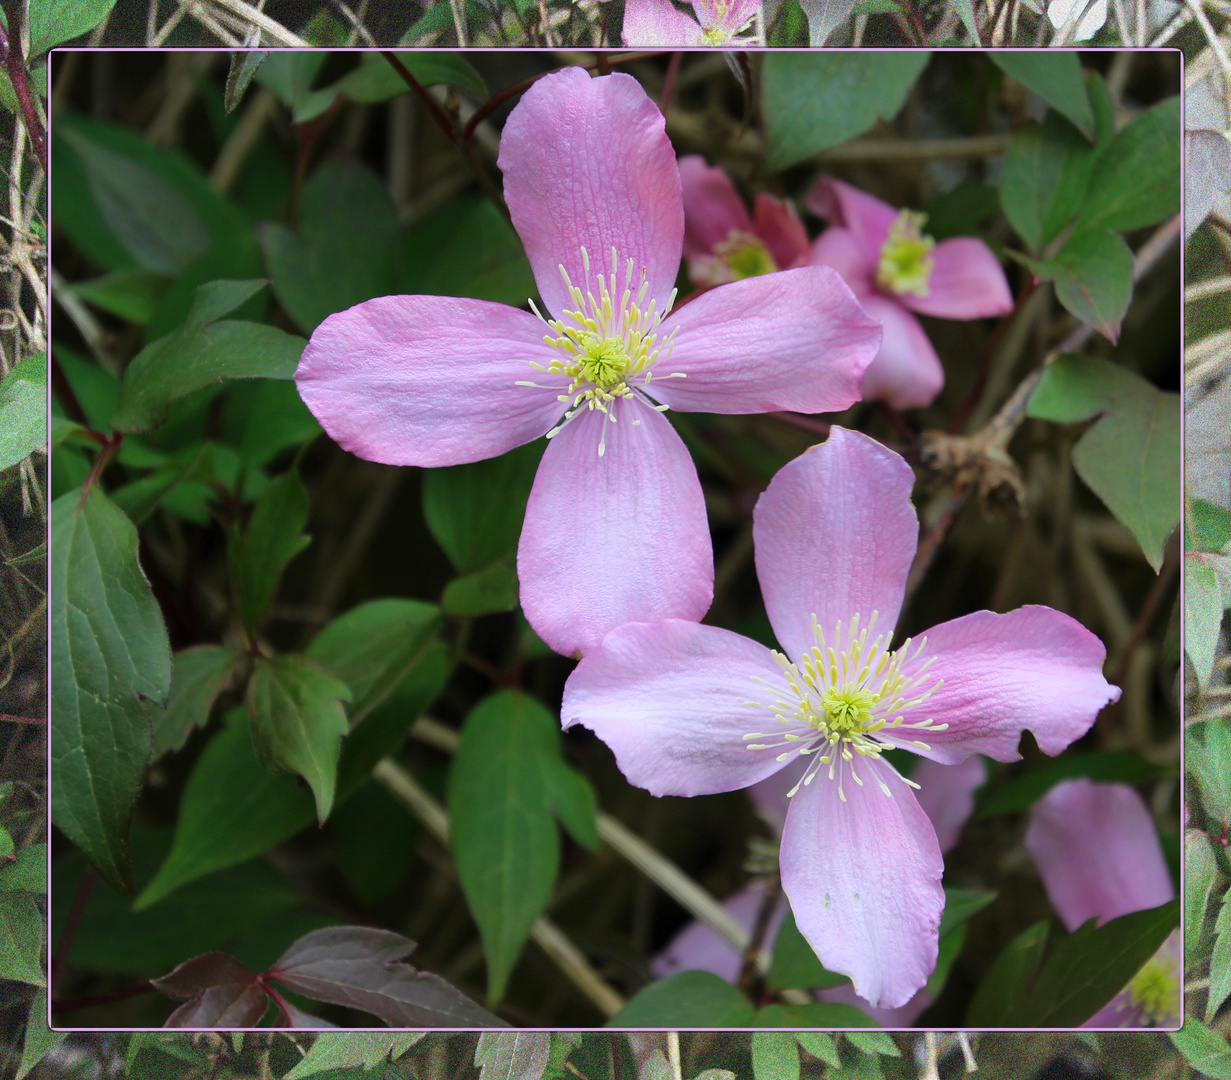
(912, 756, 986, 854)
(498, 67, 684, 319)
(780, 755, 944, 1009)
(889, 607, 1120, 764)
(753, 193, 811, 270)
(809, 227, 875, 295)
(560, 619, 791, 794)
(806, 178, 899, 268)
(651, 885, 787, 982)
(519, 402, 712, 657)
(679, 155, 752, 258)
(621, 0, 705, 44)
(751, 427, 917, 661)
(648, 267, 879, 416)
(900, 237, 1014, 319)
(1024, 778, 1175, 932)
(856, 294, 945, 410)
(820, 980, 932, 1028)
(693, 0, 761, 32)
(296, 295, 562, 467)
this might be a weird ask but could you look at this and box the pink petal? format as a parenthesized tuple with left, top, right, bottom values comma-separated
(809, 227, 875, 295)
(679, 155, 752, 259)
(560, 619, 792, 795)
(899, 237, 1014, 320)
(780, 755, 944, 1009)
(648, 267, 880, 415)
(694, 0, 760, 31)
(856, 295, 945, 410)
(752, 194, 811, 271)
(806, 178, 899, 269)
(912, 755, 985, 854)
(519, 403, 712, 658)
(622, 0, 706, 43)
(296, 295, 562, 467)
(752, 426, 917, 661)
(651, 884, 788, 982)
(1024, 778, 1175, 933)
(819, 980, 932, 1028)
(888, 607, 1120, 764)
(498, 68, 684, 320)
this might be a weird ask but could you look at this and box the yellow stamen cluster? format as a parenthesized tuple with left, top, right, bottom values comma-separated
(1126, 949, 1180, 1026)
(876, 209, 935, 297)
(715, 231, 778, 280)
(744, 611, 947, 802)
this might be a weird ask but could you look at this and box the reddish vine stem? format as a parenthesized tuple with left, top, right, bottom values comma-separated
(50, 864, 96, 998)
(52, 983, 156, 1013)
(0, 713, 44, 723)
(0, 25, 46, 175)
(736, 873, 780, 998)
(660, 52, 683, 117)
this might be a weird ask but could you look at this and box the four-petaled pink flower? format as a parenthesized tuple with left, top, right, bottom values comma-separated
(295, 67, 880, 658)
(1024, 778, 1180, 1027)
(622, 0, 760, 44)
(562, 426, 1119, 1008)
(807, 178, 1015, 410)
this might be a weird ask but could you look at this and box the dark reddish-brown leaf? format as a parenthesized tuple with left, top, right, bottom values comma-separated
(266, 926, 504, 1027)
(151, 951, 269, 1028)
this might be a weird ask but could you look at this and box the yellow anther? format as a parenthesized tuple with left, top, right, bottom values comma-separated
(876, 209, 935, 297)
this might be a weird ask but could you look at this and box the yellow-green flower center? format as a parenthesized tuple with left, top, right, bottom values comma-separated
(1127, 949, 1180, 1025)
(716, 232, 779, 280)
(700, 24, 731, 43)
(876, 209, 935, 297)
(577, 336, 631, 391)
(819, 686, 878, 735)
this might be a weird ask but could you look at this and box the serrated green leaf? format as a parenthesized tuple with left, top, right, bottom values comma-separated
(965, 920, 1049, 1025)
(607, 970, 755, 1027)
(1173, 1020, 1231, 1079)
(442, 552, 520, 618)
(767, 907, 849, 992)
(1187, 558, 1225, 690)
(51, 485, 171, 894)
(761, 52, 931, 170)
(449, 690, 596, 1004)
(16, 990, 62, 1080)
(148, 645, 242, 758)
(0, 354, 46, 470)
(225, 50, 270, 114)
(246, 654, 350, 822)
(0, 891, 44, 984)
(844, 1034, 899, 1058)
(474, 1032, 552, 1080)
(28, 0, 118, 53)
(990, 53, 1095, 141)
(1000, 112, 1093, 252)
(1035, 227, 1132, 341)
(230, 468, 311, 631)
(751, 1032, 799, 1080)
(0, 845, 47, 893)
(974, 750, 1174, 818)
(1187, 830, 1220, 967)
(794, 1033, 841, 1066)
(1191, 721, 1231, 824)
(1210, 887, 1231, 1019)
(1027, 355, 1180, 569)
(284, 1033, 426, 1079)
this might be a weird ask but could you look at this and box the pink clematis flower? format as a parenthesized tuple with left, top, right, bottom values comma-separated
(1024, 778, 1180, 1027)
(562, 426, 1119, 1008)
(622, 0, 760, 45)
(296, 68, 880, 659)
(679, 156, 811, 288)
(806, 178, 1014, 410)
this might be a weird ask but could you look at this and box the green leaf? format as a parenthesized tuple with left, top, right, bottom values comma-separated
(925, 923, 967, 998)
(28, 0, 118, 54)
(1191, 721, 1231, 824)
(751, 1032, 799, 1080)
(754, 1003, 877, 1027)
(761, 52, 931, 170)
(1172, 1020, 1231, 1079)
(327, 780, 418, 903)
(1210, 887, 1231, 1020)
(1027, 355, 1180, 569)
(229, 467, 312, 631)
(1077, 96, 1181, 233)
(990, 53, 1095, 141)
(0, 891, 44, 984)
(844, 1034, 899, 1058)
(0, 354, 47, 470)
(254, 51, 328, 109)
(110, 301, 303, 435)
(449, 690, 598, 1003)
(975, 749, 1174, 818)
(0, 845, 47, 892)
(793, 1033, 841, 1067)
(296, 52, 486, 122)
(442, 552, 520, 617)
(1187, 830, 1220, 965)
(1186, 557, 1225, 690)
(474, 1032, 551, 1080)
(246, 654, 350, 823)
(767, 907, 849, 991)
(1034, 227, 1132, 341)
(1190, 500, 1231, 554)
(149, 645, 242, 758)
(0, 829, 13, 862)
(1001, 898, 1179, 1025)
(607, 971, 755, 1027)
(51, 485, 171, 894)
(1000, 113, 1093, 252)
(63, 269, 170, 325)
(16, 990, 64, 1080)
(284, 1034, 426, 1079)
(423, 442, 544, 574)
(137, 639, 447, 907)
(965, 920, 1049, 1025)
(938, 887, 997, 936)
(225, 50, 270, 115)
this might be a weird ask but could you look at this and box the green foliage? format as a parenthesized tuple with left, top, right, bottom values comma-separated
(1191, 500, 1231, 554)
(751, 1032, 799, 1080)
(767, 908, 849, 991)
(149, 645, 243, 758)
(229, 467, 312, 632)
(1000, 112, 1093, 252)
(51, 485, 171, 894)
(991, 53, 1095, 140)
(474, 1032, 552, 1080)
(1191, 721, 1231, 824)
(1032, 227, 1133, 341)
(966, 920, 1049, 1025)
(1187, 830, 1220, 963)
(293, 53, 488, 122)
(760, 52, 931, 170)
(0, 891, 44, 984)
(1172, 1020, 1231, 1079)
(449, 690, 598, 1003)
(754, 1003, 877, 1026)
(1210, 887, 1231, 1020)
(28, 0, 118, 54)
(843, 1034, 899, 1058)
(1027, 354, 1180, 570)
(283, 1034, 426, 1079)
(608, 970, 755, 1027)
(0, 845, 47, 893)
(16, 991, 63, 1080)
(61, 269, 169, 325)
(1186, 557, 1226, 690)
(328, 781, 418, 903)
(974, 749, 1174, 818)
(793, 1033, 841, 1068)
(0, 354, 47, 470)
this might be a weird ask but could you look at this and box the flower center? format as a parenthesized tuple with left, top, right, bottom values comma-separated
(518, 247, 684, 456)
(715, 231, 778, 280)
(876, 209, 935, 297)
(1126, 947, 1179, 1026)
(743, 611, 947, 802)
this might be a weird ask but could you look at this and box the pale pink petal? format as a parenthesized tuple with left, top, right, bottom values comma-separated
(499, 68, 684, 319)
(809, 227, 875, 295)
(679, 156, 752, 258)
(519, 402, 712, 657)
(752, 194, 811, 270)
(912, 755, 985, 854)
(780, 755, 944, 1009)
(651, 884, 788, 982)
(751, 426, 917, 661)
(820, 980, 931, 1028)
(296, 295, 562, 467)
(560, 619, 792, 794)
(621, 0, 705, 46)
(806, 178, 899, 269)
(647, 267, 880, 415)
(1024, 779, 1175, 933)
(899, 237, 1014, 320)
(748, 757, 804, 834)
(887, 607, 1120, 764)
(857, 295, 945, 410)
(694, 0, 761, 31)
